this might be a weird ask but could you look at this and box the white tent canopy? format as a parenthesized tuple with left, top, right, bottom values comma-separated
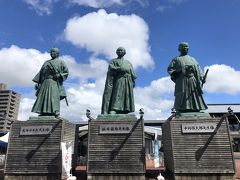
(0, 132, 9, 143)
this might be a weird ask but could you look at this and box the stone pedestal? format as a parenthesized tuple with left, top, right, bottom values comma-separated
(162, 114, 235, 180)
(4, 117, 77, 180)
(87, 114, 145, 180)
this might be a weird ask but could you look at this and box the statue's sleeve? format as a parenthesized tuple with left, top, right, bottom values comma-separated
(193, 58, 204, 81)
(32, 72, 41, 84)
(108, 59, 119, 75)
(198, 64, 204, 81)
(168, 59, 179, 82)
(101, 65, 114, 114)
(192, 58, 204, 94)
(32, 64, 44, 84)
(130, 64, 137, 87)
(60, 61, 69, 82)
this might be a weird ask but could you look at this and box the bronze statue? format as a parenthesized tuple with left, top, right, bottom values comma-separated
(101, 47, 136, 114)
(168, 42, 207, 113)
(31, 48, 69, 117)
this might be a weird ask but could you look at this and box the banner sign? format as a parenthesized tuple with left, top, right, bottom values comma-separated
(61, 142, 73, 178)
(154, 140, 159, 168)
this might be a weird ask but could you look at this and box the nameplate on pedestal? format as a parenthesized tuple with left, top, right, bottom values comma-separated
(99, 124, 132, 134)
(182, 123, 216, 133)
(20, 125, 52, 135)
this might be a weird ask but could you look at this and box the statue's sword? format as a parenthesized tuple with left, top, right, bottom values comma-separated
(201, 69, 209, 87)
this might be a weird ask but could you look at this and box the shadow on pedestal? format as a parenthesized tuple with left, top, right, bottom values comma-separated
(4, 116, 77, 180)
(162, 112, 235, 180)
(87, 114, 145, 180)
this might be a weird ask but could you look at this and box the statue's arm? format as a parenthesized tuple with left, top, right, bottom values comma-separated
(32, 62, 46, 84)
(167, 59, 180, 82)
(32, 72, 41, 84)
(52, 60, 68, 83)
(130, 64, 137, 88)
(59, 60, 69, 81)
(193, 58, 204, 83)
(101, 65, 114, 114)
(108, 59, 120, 76)
(198, 64, 205, 81)
(32, 65, 44, 96)
(192, 58, 205, 92)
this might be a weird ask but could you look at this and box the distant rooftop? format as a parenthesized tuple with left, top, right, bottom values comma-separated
(77, 119, 166, 127)
(0, 83, 7, 91)
(207, 104, 240, 114)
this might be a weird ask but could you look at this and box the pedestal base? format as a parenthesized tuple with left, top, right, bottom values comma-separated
(87, 114, 145, 180)
(4, 117, 76, 180)
(162, 115, 235, 180)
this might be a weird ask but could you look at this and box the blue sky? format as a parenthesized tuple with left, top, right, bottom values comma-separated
(0, 0, 240, 122)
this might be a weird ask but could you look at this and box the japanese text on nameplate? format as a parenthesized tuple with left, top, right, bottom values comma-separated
(182, 123, 216, 133)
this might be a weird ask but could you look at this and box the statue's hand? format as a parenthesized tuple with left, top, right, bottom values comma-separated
(202, 79, 206, 84)
(35, 84, 39, 90)
(115, 67, 121, 72)
(53, 73, 61, 81)
(170, 76, 176, 83)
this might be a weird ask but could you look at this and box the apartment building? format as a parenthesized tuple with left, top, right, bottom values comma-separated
(0, 83, 20, 134)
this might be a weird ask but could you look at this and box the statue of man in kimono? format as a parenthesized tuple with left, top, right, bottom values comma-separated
(168, 42, 208, 113)
(101, 47, 136, 114)
(31, 48, 69, 117)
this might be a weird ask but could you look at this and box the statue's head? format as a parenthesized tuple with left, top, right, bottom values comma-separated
(50, 48, 60, 59)
(116, 47, 126, 58)
(178, 42, 189, 55)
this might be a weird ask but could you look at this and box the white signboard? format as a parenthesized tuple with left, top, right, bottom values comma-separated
(182, 123, 216, 133)
(20, 126, 52, 135)
(99, 124, 132, 134)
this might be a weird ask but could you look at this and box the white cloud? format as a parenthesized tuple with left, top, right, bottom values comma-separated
(17, 80, 106, 122)
(61, 83, 103, 121)
(0, 45, 108, 88)
(63, 9, 154, 69)
(62, 55, 108, 80)
(18, 81, 104, 122)
(22, 0, 58, 15)
(204, 64, 240, 95)
(167, 0, 187, 4)
(0, 45, 48, 87)
(68, 0, 150, 8)
(15, 66, 174, 121)
(135, 77, 174, 119)
(133, 0, 149, 7)
(0, 45, 107, 121)
(140, 77, 174, 96)
(4, 46, 240, 122)
(156, 5, 172, 13)
(69, 0, 124, 8)
(18, 98, 36, 120)
(157, 0, 187, 12)
(19, 76, 174, 121)
(22, 0, 150, 15)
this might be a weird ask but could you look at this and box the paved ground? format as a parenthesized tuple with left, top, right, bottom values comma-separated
(235, 152, 240, 179)
(236, 160, 240, 179)
(146, 156, 240, 180)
